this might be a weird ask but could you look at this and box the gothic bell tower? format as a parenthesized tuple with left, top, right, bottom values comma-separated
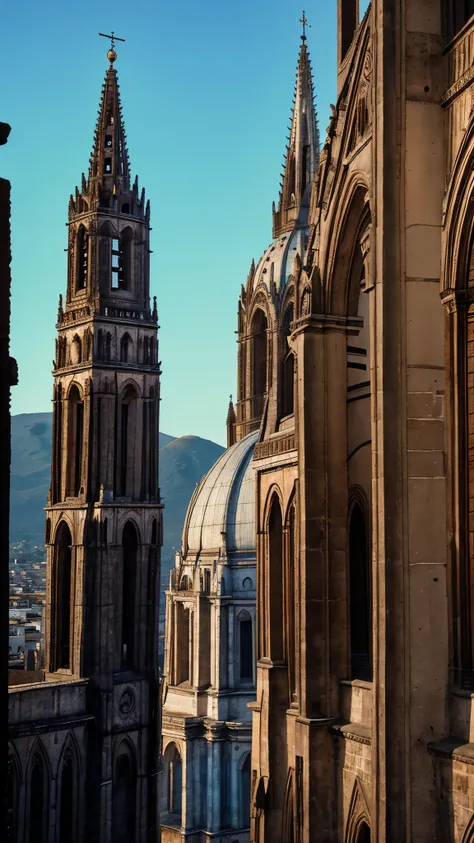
(44, 41, 162, 842)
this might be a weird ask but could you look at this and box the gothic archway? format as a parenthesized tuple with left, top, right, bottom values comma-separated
(112, 740, 137, 843)
(53, 521, 73, 671)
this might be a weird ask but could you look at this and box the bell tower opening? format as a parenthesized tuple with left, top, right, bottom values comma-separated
(67, 385, 84, 497)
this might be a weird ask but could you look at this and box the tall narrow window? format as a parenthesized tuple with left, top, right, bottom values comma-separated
(67, 385, 84, 497)
(7, 755, 18, 843)
(120, 333, 131, 363)
(162, 743, 182, 818)
(119, 384, 138, 497)
(106, 332, 112, 362)
(251, 309, 268, 397)
(54, 521, 73, 671)
(241, 754, 251, 827)
(111, 238, 121, 289)
(282, 305, 294, 417)
(59, 755, 74, 843)
(97, 329, 104, 360)
(76, 225, 88, 291)
(268, 495, 284, 661)
(349, 502, 372, 680)
(357, 822, 371, 843)
(239, 614, 253, 681)
(287, 503, 296, 701)
(175, 604, 190, 684)
(121, 227, 133, 290)
(30, 755, 47, 843)
(121, 521, 138, 670)
(112, 748, 136, 843)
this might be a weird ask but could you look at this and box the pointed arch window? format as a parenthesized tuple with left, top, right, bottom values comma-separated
(119, 383, 138, 497)
(7, 753, 19, 843)
(349, 501, 372, 681)
(120, 333, 131, 363)
(112, 744, 137, 843)
(59, 753, 75, 843)
(286, 502, 297, 701)
(29, 754, 48, 843)
(268, 495, 284, 661)
(121, 521, 138, 670)
(76, 225, 88, 292)
(282, 304, 295, 418)
(53, 521, 73, 671)
(67, 385, 84, 498)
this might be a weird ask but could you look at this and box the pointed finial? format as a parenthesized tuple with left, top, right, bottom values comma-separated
(57, 294, 64, 322)
(99, 31, 126, 66)
(299, 11, 310, 42)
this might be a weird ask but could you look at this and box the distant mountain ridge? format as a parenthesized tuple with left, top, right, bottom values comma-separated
(9, 414, 225, 574)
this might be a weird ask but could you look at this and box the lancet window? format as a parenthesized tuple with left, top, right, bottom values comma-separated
(76, 225, 88, 292)
(29, 753, 48, 843)
(53, 521, 73, 671)
(121, 521, 138, 670)
(112, 744, 137, 843)
(349, 501, 372, 680)
(67, 385, 84, 497)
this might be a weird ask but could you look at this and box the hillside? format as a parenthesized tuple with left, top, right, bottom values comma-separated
(9, 414, 224, 570)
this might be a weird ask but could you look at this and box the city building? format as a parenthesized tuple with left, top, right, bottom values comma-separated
(241, 1, 474, 841)
(161, 430, 257, 843)
(7, 42, 162, 843)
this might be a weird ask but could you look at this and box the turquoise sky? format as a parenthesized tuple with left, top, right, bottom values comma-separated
(2, 1, 366, 446)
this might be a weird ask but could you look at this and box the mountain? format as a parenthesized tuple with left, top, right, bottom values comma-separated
(9, 415, 225, 568)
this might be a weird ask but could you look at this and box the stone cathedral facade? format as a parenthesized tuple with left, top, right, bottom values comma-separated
(7, 46, 162, 843)
(240, 1, 474, 842)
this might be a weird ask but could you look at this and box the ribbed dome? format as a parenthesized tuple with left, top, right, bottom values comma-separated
(252, 225, 309, 294)
(183, 432, 257, 556)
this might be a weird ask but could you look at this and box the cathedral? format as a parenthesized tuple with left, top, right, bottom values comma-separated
(7, 43, 162, 843)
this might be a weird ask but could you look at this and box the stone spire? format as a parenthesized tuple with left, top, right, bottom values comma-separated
(272, 28, 320, 238)
(87, 46, 130, 207)
(227, 394, 236, 448)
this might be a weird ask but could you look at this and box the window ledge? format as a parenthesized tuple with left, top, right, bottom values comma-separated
(340, 678, 373, 690)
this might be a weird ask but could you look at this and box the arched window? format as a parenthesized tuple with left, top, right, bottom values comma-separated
(53, 521, 73, 671)
(356, 821, 371, 843)
(268, 495, 283, 661)
(76, 225, 88, 291)
(120, 333, 131, 363)
(59, 754, 75, 843)
(175, 603, 190, 685)
(251, 309, 268, 400)
(349, 502, 372, 680)
(121, 521, 138, 670)
(29, 754, 48, 843)
(239, 612, 253, 682)
(286, 502, 296, 701)
(105, 332, 112, 362)
(282, 305, 294, 417)
(7, 753, 19, 843)
(112, 745, 137, 843)
(67, 385, 84, 497)
(70, 335, 82, 366)
(119, 384, 138, 497)
(161, 743, 182, 820)
(241, 754, 251, 827)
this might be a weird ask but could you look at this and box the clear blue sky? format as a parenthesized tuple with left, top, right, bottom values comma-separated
(2, 1, 365, 446)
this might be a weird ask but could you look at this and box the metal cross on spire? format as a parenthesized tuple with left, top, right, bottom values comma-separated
(299, 11, 311, 41)
(99, 30, 126, 52)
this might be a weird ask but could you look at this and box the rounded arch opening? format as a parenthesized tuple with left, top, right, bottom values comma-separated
(161, 742, 182, 820)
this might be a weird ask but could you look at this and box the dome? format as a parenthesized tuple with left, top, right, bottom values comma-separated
(183, 431, 258, 556)
(252, 225, 309, 294)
